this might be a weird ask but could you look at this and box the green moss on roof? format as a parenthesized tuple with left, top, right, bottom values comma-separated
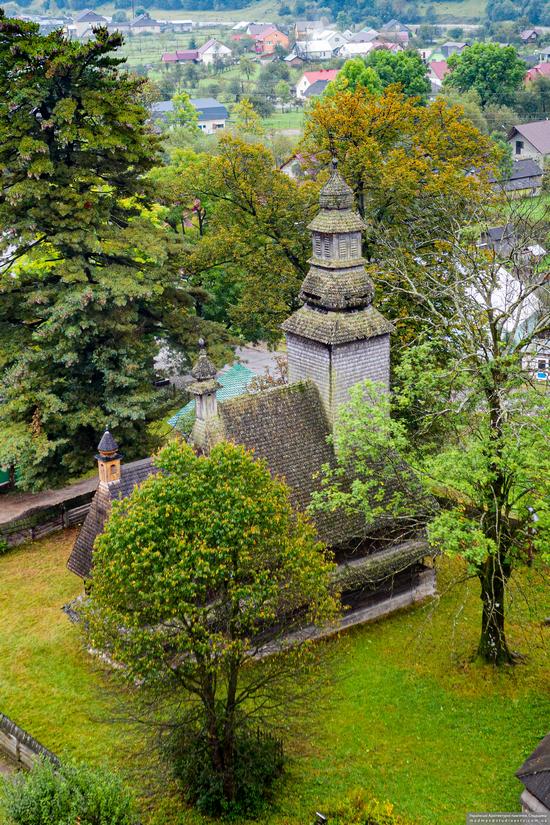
(282, 305, 394, 345)
(308, 210, 365, 233)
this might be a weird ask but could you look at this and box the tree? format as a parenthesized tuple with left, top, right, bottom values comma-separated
(2, 760, 137, 825)
(326, 58, 383, 96)
(0, 16, 231, 489)
(313, 216, 550, 666)
(169, 89, 199, 131)
(150, 135, 319, 344)
(275, 79, 291, 111)
(300, 87, 497, 344)
(111, 9, 127, 21)
(364, 49, 431, 100)
(85, 440, 338, 813)
(444, 43, 526, 107)
(232, 96, 264, 135)
(238, 54, 255, 82)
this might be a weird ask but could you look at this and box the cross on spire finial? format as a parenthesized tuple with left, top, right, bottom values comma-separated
(331, 156, 338, 171)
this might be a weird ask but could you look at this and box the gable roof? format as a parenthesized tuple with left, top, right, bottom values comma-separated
(162, 49, 198, 62)
(349, 28, 379, 42)
(248, 22, 274, 36)
(75, 9, 107, 22)
(508, 120, 550, 154)
(218, 381, 365, 546)
(255, 27, 286, 41)
(198, 38, 230, 55)
(429, 59, 449, 80)
(130, 13, 161, 26)
(302, 69, 338, 85)
(190, 97, 229, 120)
(303, 79, 330, 97)
(67, 458, 158, 579)
(526, 62, 550, 81)
(516, 732, 550, 809)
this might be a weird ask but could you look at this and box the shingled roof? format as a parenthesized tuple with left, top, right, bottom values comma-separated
(516, 732, 550, 810)
(218, 381, 365, 546)
(67, 458, 158, 579)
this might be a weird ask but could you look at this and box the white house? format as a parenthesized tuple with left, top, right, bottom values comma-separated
(197, 38, 232, 66)
(339, 40, 377, 58)
(507, 120, 550, 164)
(295, 69, 338, 99)
(313, 29, 350, 50)
(67, 9, 107, 39)
(151, 97, 228, 134)
(295, 39, 334, 60)
(129, 14, 162, 34)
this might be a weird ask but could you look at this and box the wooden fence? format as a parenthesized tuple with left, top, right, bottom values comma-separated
(0, 491, 95, 548)
(0, 713, 60, 771)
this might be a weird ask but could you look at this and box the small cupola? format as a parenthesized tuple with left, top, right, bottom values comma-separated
(188, 339, 222, 451)
(95, 428, 122, 484)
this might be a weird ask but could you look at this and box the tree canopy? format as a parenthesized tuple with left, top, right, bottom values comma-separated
(0, 16, 232, 489)
(86, 440, 338, 812)
(444, 43, 527, 108)
(364, 49, 430, 100)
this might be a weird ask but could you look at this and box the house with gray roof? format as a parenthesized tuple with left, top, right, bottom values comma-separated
(68, 164, 436, 629)
(489, 158, 543, 198)
(151, 98, 228, 134)
(517, 732, 550, 813)
(508, 120, 550, 163)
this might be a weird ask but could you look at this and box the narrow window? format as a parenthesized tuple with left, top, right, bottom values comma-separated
(338, 236, 347, 256)
(538, 360, 546, 370)
(314, 236, 322, 256)
(516, 140, 523, 155)
(350, 236, 359, 256)
(323, 236, 331, 257)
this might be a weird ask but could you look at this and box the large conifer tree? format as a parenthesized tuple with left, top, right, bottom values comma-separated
(0, 16, 229, 489)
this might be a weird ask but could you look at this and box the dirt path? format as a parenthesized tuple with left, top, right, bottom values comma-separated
(0, 474, 98, 525)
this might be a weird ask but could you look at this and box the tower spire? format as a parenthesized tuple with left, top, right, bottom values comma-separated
(282, 161, 393, 422)
(188, 339, 222, 451)
(95, 427, 122, 483)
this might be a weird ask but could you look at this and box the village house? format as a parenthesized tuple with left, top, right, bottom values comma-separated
(162, 49, 198, 65)
(295, 69, 338, 99)
(129, 13, 162, 35)
(294, 38, 336, 61)
(197, 38, 232, 66)
(294, 19, 325, 40)
(520, 28, 540, 43)
(67, 9, 107, 39)
(539, 46, 550, 62)
(525, 62, 550, 82)
(254, 27, 290, 55)
(489, 157, 543, 198)
(150, 97, 228, 134)
(347, 28, 380, 43)
(68, 164, 436, 630)
(441, 41, 469, 58)
(380, 19, 410, 44)
(428, 59, 449, 93)
(339, 39, 402, 58)
(313, 29, 351, 51)
(508, 120, 550, 163)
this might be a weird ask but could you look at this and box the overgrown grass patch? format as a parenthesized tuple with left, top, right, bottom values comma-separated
(0, 533, 548, 825)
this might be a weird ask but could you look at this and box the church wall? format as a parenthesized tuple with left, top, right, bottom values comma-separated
(332, 334, 390, 412)
(286, 333, 332, 414)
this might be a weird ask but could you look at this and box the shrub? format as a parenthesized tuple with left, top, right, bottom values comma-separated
(165, 720, 284, 817)
(0, 537, 9, 555)
(1, 759, 138, 825)
(323, 789, 413, 824)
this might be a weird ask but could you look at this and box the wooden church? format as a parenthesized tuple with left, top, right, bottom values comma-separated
(68, 163, 436, 627)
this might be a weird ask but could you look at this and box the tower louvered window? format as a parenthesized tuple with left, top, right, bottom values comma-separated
(323, 236, 331, 257)
(350, 236, 359, 256)
(338, 236, 347, 257)
(314, 235, 322, 256)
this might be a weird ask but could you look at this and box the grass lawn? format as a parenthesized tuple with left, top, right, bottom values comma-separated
(419, 0, 487, 22)
(263, 110, 305, 132)
(0, 532, 549, 824)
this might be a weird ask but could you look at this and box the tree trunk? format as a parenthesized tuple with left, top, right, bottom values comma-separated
(477, 555, 513, 665)
(221, 659, 239, 802)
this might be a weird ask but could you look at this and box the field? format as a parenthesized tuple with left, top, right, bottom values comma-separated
(0, 531, 549, 825)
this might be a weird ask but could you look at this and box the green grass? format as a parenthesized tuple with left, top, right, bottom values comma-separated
(262, 110, 305, 132)
(1, 533, 549, 824)
(419, 0, 487, 22)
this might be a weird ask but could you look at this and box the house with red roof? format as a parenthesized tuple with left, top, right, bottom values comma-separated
(525, 62, 550, 82)
(296, 69, 338, 100)
(428, 59, 449, 91)
(162, 49, 199, 64)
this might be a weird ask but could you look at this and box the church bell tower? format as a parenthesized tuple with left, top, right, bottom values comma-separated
(282, 160, 393, 423)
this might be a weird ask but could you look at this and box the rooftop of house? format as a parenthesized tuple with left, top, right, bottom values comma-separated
(161, 50, 198, 62)
(520, 28, 539, 38)
(151, 98, 229, 121)
(255, 27, 287, 41)
(429, 60, 449, 80)
(303, 78, 331, 97)
(198, 38, 230, 54)
(349, 28, 379, 43)
(490, 158, 543, 184)
(526, 62, 550, 80)
(442, 40, 468, 49)
(248, 22, 274, 36)
(74, 9, 107, 22)
(516, 732, 550, 810)
(130, 13, 161, 26)
(508, 120, 550, 154)
(301, 69, 339, 84)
